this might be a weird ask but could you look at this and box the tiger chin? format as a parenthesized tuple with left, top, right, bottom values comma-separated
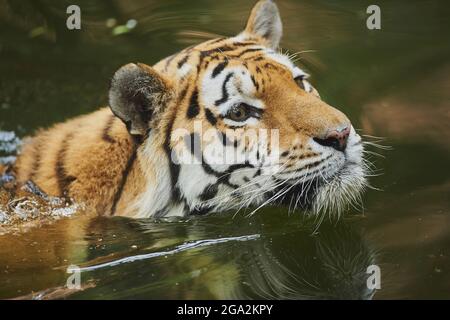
(10, 0, 367, 220)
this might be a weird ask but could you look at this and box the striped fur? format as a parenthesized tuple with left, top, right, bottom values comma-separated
(11, 1, 367, 218)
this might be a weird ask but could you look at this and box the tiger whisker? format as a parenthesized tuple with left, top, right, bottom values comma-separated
(211, 162, 290, 203)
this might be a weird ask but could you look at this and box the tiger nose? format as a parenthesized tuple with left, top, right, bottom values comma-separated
(313, 126, 351, 152)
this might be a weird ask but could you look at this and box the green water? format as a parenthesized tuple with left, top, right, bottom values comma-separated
(0, 0, 449, 299)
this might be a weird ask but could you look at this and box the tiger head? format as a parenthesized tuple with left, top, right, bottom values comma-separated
(108, 0, 367, 218)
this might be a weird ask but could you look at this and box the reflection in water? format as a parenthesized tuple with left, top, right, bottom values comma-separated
(78, 234, 261, 273)
(233, 219, 376, 299)
(3, 214, 375, 300)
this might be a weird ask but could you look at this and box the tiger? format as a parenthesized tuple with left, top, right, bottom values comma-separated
(7, 0, 367, 220)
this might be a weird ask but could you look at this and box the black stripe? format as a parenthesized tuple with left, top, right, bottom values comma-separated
(178, 85, 189, 103)
(253, 168, 261, 177)
(28, 137, 43, 182)
(218, 104, 263, 120)
(200, 45, 235, 59)
(203, 60, 210, 71)
(165, 61, 201, 204)
(55, 133, 76, 197)
(154, 206, 169, 218)
(199, 184, 218, 201)
(235, 48, 262, 58)
(232, 41, 258, 47)
(195, 44, 231, 74)
(110, 145, 138, 215)
(201, 157, 254, 189)
(211, 60, 228, 78)
(187, 89, 200, 118)
(304, 155, 332, 170)
(186, 133, 203, 163)
(200, 160, 237, 188)
(164, 54, 177, 72)
(208, 37, 226, 44)
(264, 62, 279, 69)
(102, 114, 116, 143)
(177, 54, 189, 69)
(205, 108, 217, 125)
(277, 155, 333, 181)
(250, 75, 259, 91)
(252, 56, 265, 62)
(164, 113, 182, 203)
(218, 131, 233, 146)
(215, 72, 234, 106)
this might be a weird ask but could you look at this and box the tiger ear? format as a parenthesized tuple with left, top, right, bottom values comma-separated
(109, 63, 173, 136)
(243, 0, 282, 49)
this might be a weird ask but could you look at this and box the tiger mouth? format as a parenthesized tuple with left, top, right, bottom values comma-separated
(193, 159, 365, 217)
(270, 159, 366, 214)
(272, 176, 324, 210)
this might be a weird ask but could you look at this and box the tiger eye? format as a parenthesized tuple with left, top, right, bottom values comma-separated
(228, 104, 249, 122)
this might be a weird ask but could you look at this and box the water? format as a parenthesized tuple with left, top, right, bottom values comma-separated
(0, 0, 449, 299)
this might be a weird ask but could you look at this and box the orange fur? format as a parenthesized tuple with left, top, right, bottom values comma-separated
(13, 108, 145, 215)
(10, 0, 355, 219)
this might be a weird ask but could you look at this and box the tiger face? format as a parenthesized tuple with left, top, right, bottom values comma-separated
(109, 0, 367, 218)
